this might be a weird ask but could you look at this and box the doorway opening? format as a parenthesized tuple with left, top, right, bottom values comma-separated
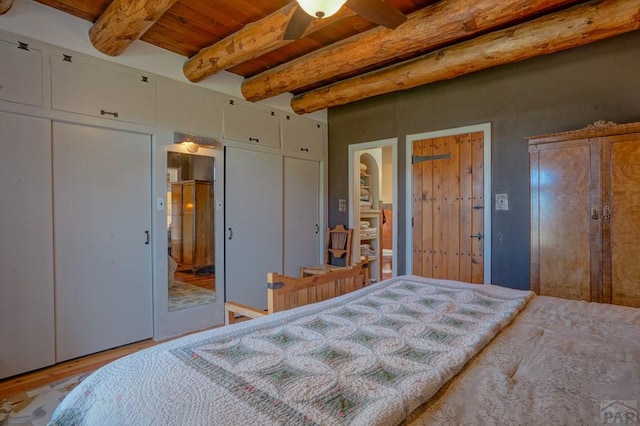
(348, 138, 398, 283)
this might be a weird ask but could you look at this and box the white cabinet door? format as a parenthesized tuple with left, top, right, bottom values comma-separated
(0, 39, 43, 107)
(223, 100, 280, 148)
(0, 112, 54, 379)
(284, 157, 320, 276)
(53, 122, 153, 362)
(225, 147, 282, 310)
(51, 54, 156, 125)
(282, 114, 325, 158)
(157, 79, 223, 135)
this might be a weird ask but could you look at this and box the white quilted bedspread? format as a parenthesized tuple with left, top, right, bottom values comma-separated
(50, 276, 532, 426)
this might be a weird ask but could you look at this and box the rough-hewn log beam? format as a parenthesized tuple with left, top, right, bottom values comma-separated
(242, 0, 582, 102)
(89, 0, 179, 56)
(291, 0, 640, 114)
(0, 0, 13, 15)
(183, 5, 354, 83)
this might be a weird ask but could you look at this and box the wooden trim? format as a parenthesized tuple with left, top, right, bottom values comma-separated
(290, 0, 640, 113)
(88, 0, 179, 56)
(528, 121, 640, 144)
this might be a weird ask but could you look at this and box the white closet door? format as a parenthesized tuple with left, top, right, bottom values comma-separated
(284, 157, 320, 276)
(0, 112, 55, 379)
(225, 147, 282, 310)
(53, 122, 152, 362)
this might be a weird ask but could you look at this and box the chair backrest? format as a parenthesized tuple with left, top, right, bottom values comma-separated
(324, 224, 353, 266)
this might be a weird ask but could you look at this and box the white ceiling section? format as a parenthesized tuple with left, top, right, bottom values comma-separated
(0, 0, 327, 122)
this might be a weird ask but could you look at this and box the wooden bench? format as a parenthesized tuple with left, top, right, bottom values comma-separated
(225, 259, 369, 325)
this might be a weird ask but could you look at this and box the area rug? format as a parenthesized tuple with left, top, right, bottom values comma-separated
(0, 372, 90, 425)
(169, 280, 216, 311)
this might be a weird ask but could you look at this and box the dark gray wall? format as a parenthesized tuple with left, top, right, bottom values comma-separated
(327, 30, 640, 290)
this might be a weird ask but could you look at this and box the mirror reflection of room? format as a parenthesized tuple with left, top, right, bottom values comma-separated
(167, 151, 216, 311)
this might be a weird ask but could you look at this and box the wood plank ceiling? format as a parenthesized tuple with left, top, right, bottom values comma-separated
(13, 0, 640, 113)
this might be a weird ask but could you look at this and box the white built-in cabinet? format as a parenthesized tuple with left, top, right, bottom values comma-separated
(51, 52, 156, 125)
(225, 149, 322, 309)
(0, 39, 43, 107)
(225, 147, 284, 310)
(53, 123, 153, 362)
(282, 114, 326, 158)
(223, 100, 280, 148)
(0, 28, 328, 376)
(0, 112, 55, 379)
(284, 157, 321, 277)
(157, 80, 223, 135)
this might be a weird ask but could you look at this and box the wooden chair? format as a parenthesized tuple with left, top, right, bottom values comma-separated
(224, 259, 369, 325)
(300, 224, 353, 277)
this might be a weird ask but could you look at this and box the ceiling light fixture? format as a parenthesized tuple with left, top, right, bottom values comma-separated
(296, 0, 347, 18)
(182, 141, 199, 153)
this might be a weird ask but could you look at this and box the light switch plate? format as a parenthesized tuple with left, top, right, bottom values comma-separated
(495, 193, 509, 211)
(156, 197, 165, 211)
(338, 199, 347, 212)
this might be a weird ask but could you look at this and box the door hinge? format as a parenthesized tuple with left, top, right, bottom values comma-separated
(412, 153, 451, 164)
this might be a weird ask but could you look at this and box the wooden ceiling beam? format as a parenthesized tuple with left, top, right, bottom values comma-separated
(0, 0, 13, 15)
(183, 5, 354, 83)
(89, 0, 179, 56)
(291, 0, 640, 114)
(241, 0, 582, 102)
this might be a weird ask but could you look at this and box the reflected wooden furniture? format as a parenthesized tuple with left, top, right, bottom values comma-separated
(300, 224, 353, 277)
(170, 180, 214, 269)
(225, 259, 369, 325)
(528, 120, 640, 307)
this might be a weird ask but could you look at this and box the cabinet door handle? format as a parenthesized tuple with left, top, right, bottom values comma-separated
(100, 109, 119, 118)
(300, 147, 309, 152)
(315, 224, 319, 234)
(603, 205, 611, 222)
(591, 207, 599, 220)
(249, 137, 259, 143)
(228, 227, 233, 240)
(144, 230, 150, 245)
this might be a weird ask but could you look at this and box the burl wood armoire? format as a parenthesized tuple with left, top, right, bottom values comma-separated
(528, 120, 640, 308)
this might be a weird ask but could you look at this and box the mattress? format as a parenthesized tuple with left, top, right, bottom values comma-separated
(404, 295, 640, 425)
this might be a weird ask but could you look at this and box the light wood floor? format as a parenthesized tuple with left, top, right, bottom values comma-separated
(0, 326, 219, 400)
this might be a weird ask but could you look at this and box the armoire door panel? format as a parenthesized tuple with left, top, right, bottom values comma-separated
(53, 122, 153, 362)
(605, 136, 640, 307)
(225, 147, 283, 310)
(535, 142, 592, 301)
(0, 112, 55, 379)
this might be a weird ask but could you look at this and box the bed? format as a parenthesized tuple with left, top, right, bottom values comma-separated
(50, 273, 640, 425)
